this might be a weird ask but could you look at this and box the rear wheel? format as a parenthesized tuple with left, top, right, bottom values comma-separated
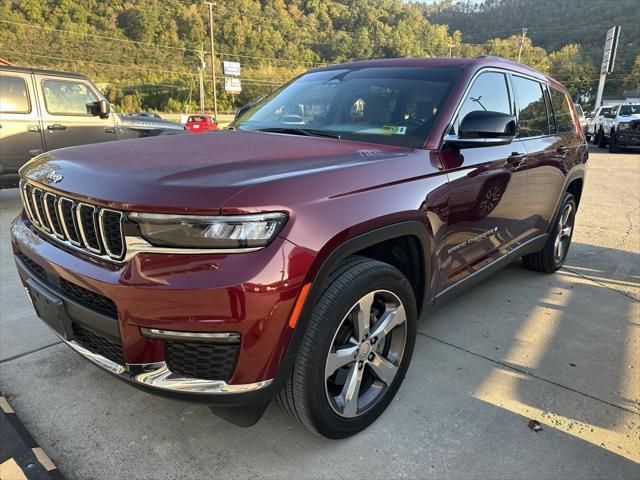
(278, 257, 417, 438)
(522, 192, 576, 273)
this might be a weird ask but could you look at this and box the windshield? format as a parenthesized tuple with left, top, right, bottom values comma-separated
(600, 107, 611, 116)
(620, 105, 640, 116)
(232, 67, 462, 148)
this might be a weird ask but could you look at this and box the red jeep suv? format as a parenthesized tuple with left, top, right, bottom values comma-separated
(11, 56, 587, 438)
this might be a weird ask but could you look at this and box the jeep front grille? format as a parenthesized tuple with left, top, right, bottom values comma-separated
(20, 181, 125, 261)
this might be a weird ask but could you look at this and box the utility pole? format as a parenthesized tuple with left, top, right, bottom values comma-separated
(204, 1, 218, 119)
(198, 49, 206, 113)
(448, 44, 453, 58)
(517, 28, 527, 63)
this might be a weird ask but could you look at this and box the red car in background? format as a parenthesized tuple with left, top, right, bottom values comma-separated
(186, 114, 218, 133)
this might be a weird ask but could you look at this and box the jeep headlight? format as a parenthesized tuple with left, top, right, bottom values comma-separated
(128, 212, 287, 249)
(618, 122, 631, 131)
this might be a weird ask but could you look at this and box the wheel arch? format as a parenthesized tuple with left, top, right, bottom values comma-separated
(283, 221, 433, 363)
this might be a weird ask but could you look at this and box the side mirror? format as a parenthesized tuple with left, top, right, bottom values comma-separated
(446, 111, 516, 147)
(98, 99, 111, 118)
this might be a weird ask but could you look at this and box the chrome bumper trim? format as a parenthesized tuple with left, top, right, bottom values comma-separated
(140, 327, 241, 343)
(58, 333, 272, 395)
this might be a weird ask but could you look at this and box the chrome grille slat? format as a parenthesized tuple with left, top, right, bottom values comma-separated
(18, 181, 125, 262)
(30, 188, 49, 231)
(43, 192, 64, 239)
(76, 203, 102, 254)
(58, 197, 82, 246)
(98, 209, 125, 260)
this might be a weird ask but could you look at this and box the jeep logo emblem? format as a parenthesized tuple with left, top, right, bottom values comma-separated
(46, 172, 63, 183)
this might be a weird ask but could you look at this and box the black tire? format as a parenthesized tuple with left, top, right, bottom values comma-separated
(592, 129, 599, 145)
(597, 128, 607, 148)
(609, 129, 619, 153)
(522, 192, 576, 273)
(278, 256, 417, 438)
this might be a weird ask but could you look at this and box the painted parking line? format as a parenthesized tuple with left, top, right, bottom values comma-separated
(0, 395, 64, 480)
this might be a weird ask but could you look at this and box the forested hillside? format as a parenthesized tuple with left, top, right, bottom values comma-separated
(430, 0, 639, 90)
(0, 0, 638, 113)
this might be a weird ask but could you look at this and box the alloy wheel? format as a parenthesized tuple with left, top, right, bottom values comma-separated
(554, 203, 574, 263)
(324, 290, 407, 418)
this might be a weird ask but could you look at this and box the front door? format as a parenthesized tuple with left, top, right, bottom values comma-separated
(438, 70, 529, 291)
(34, 75, 116, 152)
(0, 71, 44, 176)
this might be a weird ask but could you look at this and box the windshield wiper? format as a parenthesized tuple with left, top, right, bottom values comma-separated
(254, 127, 341, 139)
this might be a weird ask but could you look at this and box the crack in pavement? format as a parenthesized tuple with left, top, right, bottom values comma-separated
(0, 341, 62, 365)
(561, 265, 640, 303)
(417, 331, 640, 417)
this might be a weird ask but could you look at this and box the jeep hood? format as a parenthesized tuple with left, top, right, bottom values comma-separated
(20, 131, 411, 212)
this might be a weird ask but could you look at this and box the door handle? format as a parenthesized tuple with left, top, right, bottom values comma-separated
(47, 124, 68, 131)
(28, 125, 41, 133)
(507, 152, 525, 165)
(105, 127, 116, 134)
(556, 145, 569, 155)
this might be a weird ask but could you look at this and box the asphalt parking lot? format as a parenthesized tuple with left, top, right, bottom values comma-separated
(1, 145, 639, 479)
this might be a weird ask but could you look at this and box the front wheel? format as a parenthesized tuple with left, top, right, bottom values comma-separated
(278, 257, 417, 438)
(609, 130, 619, 153)
(522, 192, 576, 273)
(597, 128, 607, 148)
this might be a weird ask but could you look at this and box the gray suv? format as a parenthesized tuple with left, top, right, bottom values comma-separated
(0, 66, 184, 188)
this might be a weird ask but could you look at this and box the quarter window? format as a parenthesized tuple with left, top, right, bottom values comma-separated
(512, 76, 549, 138)
(455, 72, 511, 132)
(42, 79, 98, 116)
(549, 87, 576, 133)
(0, 76, 30, 113)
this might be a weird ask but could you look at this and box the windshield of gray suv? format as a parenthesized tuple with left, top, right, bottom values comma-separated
(619, 105, 640, 116)
(232, 67, 462, 148)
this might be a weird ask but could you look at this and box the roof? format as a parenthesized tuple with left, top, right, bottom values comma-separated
(0, 65, 87, 79)
(310, 56, 565, 91)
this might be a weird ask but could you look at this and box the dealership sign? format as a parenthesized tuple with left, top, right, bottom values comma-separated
(601, 26, 620, 75)
(224, 77, 242, 94)
(223, 61, 241, 76)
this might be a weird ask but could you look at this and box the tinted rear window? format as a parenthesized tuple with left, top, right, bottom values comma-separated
(189, 116, 207, 122)
(0, 75, 30, 113)
(549, 87, 576, 133)
(512, 76, 549, 138)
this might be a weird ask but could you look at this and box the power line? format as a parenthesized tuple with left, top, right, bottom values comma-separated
(0, 49, 285, 85)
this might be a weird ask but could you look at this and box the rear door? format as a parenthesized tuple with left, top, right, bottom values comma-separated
(0, 71, 44, 175)
(517, 80, 581, 239)
(509, 75, 564, 240)
(34, 75, 116, 151)
(438, 70, 528, 290)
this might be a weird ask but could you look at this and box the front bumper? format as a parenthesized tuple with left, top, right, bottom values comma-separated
(615, 131, 640, 146)
(11, 215, 314, 402)
(16, 254, 272, 399)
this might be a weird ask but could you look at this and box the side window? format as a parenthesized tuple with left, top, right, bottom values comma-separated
(609, 105, 619, 117)
(455, 71, 511, 133)
(42, 79, 98, 116)
(549, 87, 576, 133)
(512, 76, 549, 138)
(0, 76, 31, 113)
(543, 86, 556, 134)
